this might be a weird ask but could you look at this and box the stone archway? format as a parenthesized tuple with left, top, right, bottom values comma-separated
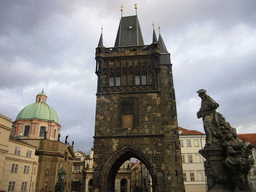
(99, 146, 158, 192)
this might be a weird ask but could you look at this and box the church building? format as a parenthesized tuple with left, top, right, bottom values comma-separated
(1, 91, 75, 192)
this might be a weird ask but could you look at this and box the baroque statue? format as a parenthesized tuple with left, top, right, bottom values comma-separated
(197, 89, 254, 192)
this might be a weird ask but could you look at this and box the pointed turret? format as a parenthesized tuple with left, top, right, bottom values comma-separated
(158, 33, 171, 64)
(158, 33, 168, 53)
(114, 15, 144, 47)
(97, 33, 103, 47)
(152, 28, 157, 44)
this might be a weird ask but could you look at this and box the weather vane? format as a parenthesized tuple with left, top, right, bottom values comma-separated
(135, 4, 137, 15)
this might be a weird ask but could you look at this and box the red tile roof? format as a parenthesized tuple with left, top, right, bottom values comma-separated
(237, 134, 256, 147)
(178, 127, 204, 135)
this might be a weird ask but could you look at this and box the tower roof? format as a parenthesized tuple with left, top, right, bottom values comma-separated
(158, 33, 171, 64)
(114, 15, 144, 47)
(152, 28, 157, 44)
(158, 33, 168, 53)
(15, 92, 59, 124)
(98, 32, 103, 47)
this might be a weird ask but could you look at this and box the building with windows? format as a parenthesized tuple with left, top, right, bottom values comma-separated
(178, 127, 207, 192)
(237, 134, 256, 190)
(1, 91, 75, 192)
(72, 150, 88, 192)
(0, 114, 38, 192)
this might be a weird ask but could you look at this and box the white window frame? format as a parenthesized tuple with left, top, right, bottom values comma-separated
(187, 140, 191, 147)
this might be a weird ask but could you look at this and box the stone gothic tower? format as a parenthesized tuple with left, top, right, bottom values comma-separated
(93, 15, 184, 192)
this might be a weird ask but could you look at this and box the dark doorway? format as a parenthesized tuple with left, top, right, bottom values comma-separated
(121, 179, 127, 192)
(88, 179, 93, 192)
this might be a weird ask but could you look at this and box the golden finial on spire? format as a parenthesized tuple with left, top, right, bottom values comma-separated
(101, 25, 103, 33)
(135, 3, 137, 15)
(121, 5, 123, 17)
(158, 23, 161, 33)
(152, 21, 154, 28)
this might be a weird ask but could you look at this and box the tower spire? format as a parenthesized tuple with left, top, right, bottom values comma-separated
(97, 26, 103, 47)
(152, 22, 157, 44)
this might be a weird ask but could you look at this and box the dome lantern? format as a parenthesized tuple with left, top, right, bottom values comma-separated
(36, 89, 47, 103)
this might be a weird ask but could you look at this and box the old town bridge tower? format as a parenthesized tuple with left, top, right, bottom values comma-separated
(93, 14, 184, 192)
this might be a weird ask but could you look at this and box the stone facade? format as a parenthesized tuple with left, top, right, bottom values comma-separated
(35, 139, 75, 192)
(92, 15, 184, 192)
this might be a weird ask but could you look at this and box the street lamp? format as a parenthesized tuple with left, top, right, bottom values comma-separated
(55, 167, 66, 192)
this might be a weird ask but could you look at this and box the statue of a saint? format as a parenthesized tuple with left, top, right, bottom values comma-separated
(197, 89, 219, 145)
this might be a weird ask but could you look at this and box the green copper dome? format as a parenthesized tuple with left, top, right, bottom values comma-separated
(16, 102, 59, 124)
(15, 92, 59, 124)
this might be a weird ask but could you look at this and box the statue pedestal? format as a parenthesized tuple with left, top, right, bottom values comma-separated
(200, 146, 233, 192)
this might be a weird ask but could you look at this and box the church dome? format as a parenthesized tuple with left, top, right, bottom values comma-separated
(15, 91, 59, 124)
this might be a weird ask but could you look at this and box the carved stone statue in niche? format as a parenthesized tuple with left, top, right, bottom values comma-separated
(197, 89, 254, 192)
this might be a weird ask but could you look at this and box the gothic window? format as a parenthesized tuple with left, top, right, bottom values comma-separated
(135, 72, 140, 85)
(39, 126, 46, 137)
(24, 126, 30, 136)
(109, 73, 114, 86)
(116, 73, 121, 86)
(141, 71, 147, 85)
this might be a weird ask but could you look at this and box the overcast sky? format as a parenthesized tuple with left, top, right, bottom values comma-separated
(1, 0, 256, 154)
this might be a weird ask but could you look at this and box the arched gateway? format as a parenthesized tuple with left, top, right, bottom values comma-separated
(100, 146, 157, 192)
(93, 13, 184, 192)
